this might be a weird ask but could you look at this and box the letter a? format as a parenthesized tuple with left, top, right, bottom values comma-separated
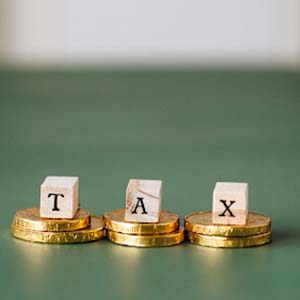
(131, 197, 148, 214)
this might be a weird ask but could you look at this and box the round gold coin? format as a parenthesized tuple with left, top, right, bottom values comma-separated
(187, 231, 271, 248)
(107, 227, 185, 247)
(184, 211, 271, 237)
(104, 208, 179, 235)
(12, 207, 91, 232)
(11, 216, 105, 244)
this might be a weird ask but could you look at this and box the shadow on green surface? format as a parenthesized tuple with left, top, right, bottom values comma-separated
(271, 228, 300, 246)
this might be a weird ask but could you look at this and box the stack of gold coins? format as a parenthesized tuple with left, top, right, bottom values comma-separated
(104, 208, 184, 247)
(11, 207, 105, 244)
(185, 211, 272, 248)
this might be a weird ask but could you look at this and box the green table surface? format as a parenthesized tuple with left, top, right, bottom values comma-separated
(0, 68, 299, 300)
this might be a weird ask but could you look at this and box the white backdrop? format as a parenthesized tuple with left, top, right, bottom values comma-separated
(0, 0, 299, 68)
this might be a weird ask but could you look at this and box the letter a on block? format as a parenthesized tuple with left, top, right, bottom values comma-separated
(212, 182, 248, 225)
(125, 179, 162, 223)
(40, 176, 79, 219)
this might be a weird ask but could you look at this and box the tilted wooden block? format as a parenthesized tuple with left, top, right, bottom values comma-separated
(40, 176, 79, 219)
(125, 179, 162, 223)
(212, 182, 248, 225)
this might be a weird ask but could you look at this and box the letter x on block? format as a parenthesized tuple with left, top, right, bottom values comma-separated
(212, 182, 248, 225)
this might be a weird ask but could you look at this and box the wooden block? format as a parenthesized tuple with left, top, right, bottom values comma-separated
(40, 176, 79, 219)
(212, 182, 248, 225)
(125, 179, 162, 223)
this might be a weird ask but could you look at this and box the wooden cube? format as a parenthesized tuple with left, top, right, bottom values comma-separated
(125, 179, 162, 223)
(212, 182, 248, 225)
(40, 176, 79, 219)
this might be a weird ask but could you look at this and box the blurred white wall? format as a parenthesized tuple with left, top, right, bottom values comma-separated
(0, 0, 299, 68)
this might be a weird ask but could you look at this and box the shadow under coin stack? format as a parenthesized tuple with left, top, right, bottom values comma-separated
(104, 179, 184, 247)
(185, 182, 272, 248)
(11, 176, 105, 244)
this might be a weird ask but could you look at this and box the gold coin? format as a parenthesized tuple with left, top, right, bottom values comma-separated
(11, 216, 105, 244)
(107, 227, 185, 247)
(184, 211, 271, 237)
(104, 208, 179, 234)
(12, 207, 91, 232)
(187, 231, 271, 248)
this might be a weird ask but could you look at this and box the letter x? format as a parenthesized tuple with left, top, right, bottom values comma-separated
(218, 200, 236, 217)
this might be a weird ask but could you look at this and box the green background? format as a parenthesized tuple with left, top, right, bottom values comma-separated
(0, 69, 299, 300)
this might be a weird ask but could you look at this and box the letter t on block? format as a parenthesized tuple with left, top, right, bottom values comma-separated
(125, 179, 162, 223)
(212, 182, 248, 225)
(40, 176, 79, 219)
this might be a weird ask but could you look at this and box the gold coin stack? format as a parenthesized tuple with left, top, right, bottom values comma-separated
(185, 211, 272, 248)
(11, 207, 105, 244)
(104, 208, 184, 247)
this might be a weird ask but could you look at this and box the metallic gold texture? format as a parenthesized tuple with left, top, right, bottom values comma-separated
(107, 227, 185, 247)
(104, 208, 179, 235)
(12, 216, 104, 244)
(185, 211, 271, 237)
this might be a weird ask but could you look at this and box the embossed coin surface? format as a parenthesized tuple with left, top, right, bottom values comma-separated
(12, 207, 91, 232)
(187, 231, 272, 248)
(185, 211, 271, 237)
(107, 227, 184, 247)
(12, 216, 104, 244)
(104, 208, 179, 234)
